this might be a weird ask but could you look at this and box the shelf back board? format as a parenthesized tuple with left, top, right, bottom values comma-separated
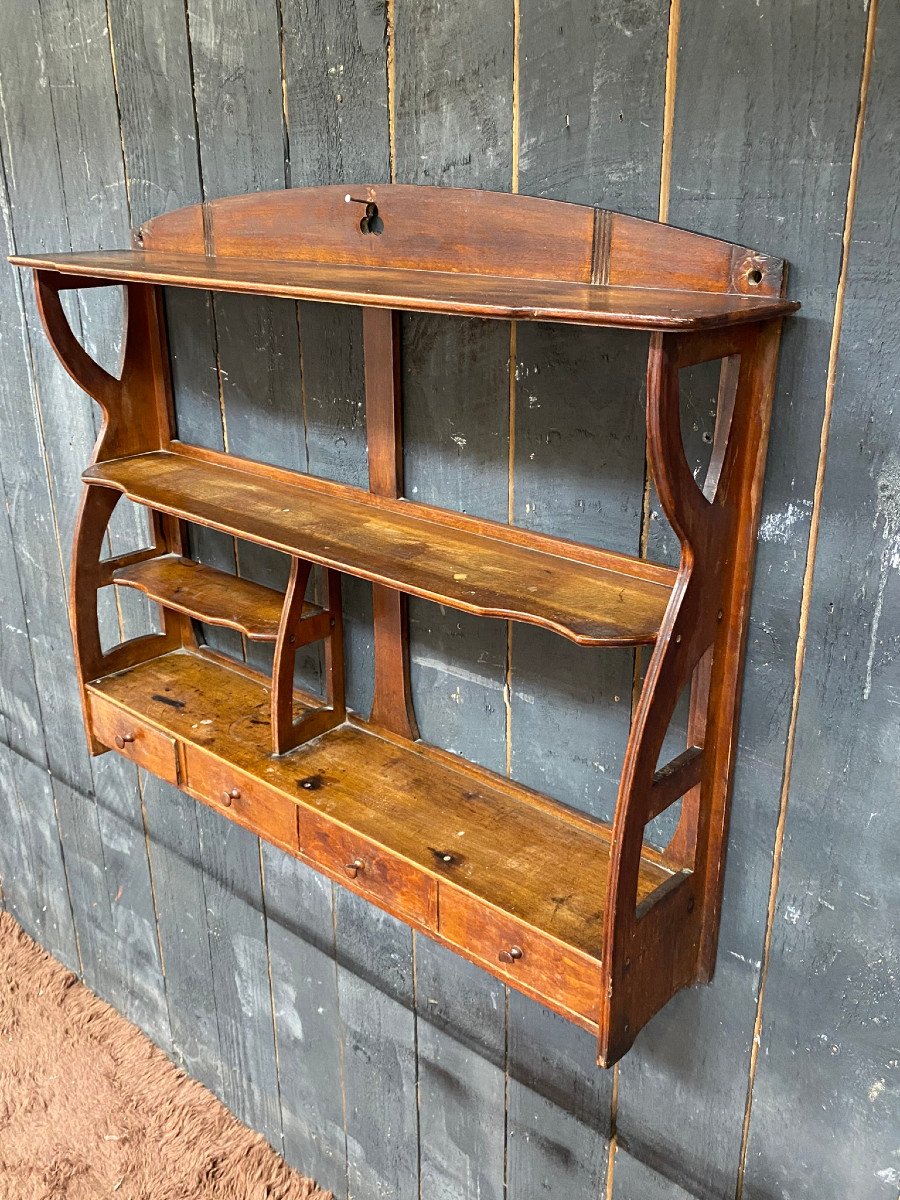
(10, 185, 799, 331)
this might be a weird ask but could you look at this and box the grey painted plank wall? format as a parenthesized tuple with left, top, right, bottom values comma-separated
(0, 2, 896, 1199)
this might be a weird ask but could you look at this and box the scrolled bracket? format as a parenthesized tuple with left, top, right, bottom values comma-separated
(34, 270, 121, 414)
(34, 269, 171, 462)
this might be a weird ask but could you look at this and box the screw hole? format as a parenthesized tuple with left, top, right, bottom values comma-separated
(359, 202, 383, 235)
(747, 268, 763, 286)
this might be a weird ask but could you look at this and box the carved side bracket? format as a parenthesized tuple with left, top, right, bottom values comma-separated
(34, 269, 173, 463)
(598, 319, 783, 1065)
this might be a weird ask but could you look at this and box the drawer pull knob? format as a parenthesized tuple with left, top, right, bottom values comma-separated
(499, 945, 524, 964)
(114, 732, 135, 749)
(221, 787, 241, 807)
(344, 859, 365, 879)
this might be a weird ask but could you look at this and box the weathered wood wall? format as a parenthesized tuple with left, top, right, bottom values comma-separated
(0, 2, 896, 1198)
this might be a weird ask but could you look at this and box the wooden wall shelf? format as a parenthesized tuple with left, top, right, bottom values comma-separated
(11, 183, 797, 1066)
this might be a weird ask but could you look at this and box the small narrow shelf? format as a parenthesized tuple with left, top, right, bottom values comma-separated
(85, 450, 675, 647)
(86, 647, 678, 1025)
(113, 555, 304, 642)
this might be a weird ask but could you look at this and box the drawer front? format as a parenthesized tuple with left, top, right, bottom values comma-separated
(184, 746, 299, 852)
(439, 885, 600, 1021)
(299, 813, 437, 928)
(88, 693, 179, 786)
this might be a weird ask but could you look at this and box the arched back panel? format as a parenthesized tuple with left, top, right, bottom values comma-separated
(139, 184, 787, 298)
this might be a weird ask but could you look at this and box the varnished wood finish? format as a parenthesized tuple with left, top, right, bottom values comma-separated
(597, 319, 784, 1065)
(364, 307, 418, 740)
(14, 250, 798, 330)
(85, 647, 675, 1025)
(83, 450, 674, 647)
(113, 554, 299, 641)
(14, 184, 796, 1067)
(270, 559, 346, 755)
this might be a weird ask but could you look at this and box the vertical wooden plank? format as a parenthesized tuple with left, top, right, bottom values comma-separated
(0, 0, 166, 1037)
(336, 891, 419, 1200)
(393, 7, 514, 1199)
(508, 3, 669, 1195)
(741, 5, 899, 1196)
(140, 774, 225, 1095)
(102, 0, 241, 1084)
(613, 3, 872, 1198)
(415, 940, 506, 1200)
(195, 807, 283, 1146)
(365, 307, 417, 740)
(278, 9, 399, 1197)
(263, 853, 347, 1197)
(506, 993, 610, 1197)
(0, 745, 78, 972)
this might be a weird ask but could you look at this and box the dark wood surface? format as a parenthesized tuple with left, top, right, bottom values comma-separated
(113, 554, 298, 641)
(86, 647, 673, 975)
(12, 250, 798, 330)
(18, 162, 791, 1070)
(83, 449, 675, 646)
(0, 3, 889, 1199)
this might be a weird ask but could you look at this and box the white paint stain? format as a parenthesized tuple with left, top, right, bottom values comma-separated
(864, 452, 900, 699)
(868, 1078, 885, 1103)
(451, 434, 467, 448)
(875, 1167, 900, 1187)
(758, 499, 811, 543)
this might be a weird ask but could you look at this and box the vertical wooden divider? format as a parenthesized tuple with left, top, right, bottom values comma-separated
(363, 307, 419, 741)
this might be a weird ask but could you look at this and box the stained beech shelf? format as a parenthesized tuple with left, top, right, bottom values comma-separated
(14, 183, 798, 1064)
(10, 249, 799, 331)
(85, 450, 676, 647)
(87, 649, 676, 983)
(112, 555, 315, 642)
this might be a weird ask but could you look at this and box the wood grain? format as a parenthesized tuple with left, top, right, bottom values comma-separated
(113, 554, 299, 641)
(83, 449, 675, 646)
(85, 648, 673, 967)
(12, 249, 798, 330)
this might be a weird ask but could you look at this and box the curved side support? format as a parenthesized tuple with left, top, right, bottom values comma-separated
(34, 271, 173, 462)
(70, 485, 182, 752)
(35, 272, 120, 411)
(598, 320, 782, 1066)
(271, 561, 346, 755)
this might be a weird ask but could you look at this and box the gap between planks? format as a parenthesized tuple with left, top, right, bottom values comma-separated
(734, 1, 879, 1195)
(613, 0, 682, 1192)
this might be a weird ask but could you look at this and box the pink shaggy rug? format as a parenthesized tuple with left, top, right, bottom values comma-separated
(0, 911, 331, 1199)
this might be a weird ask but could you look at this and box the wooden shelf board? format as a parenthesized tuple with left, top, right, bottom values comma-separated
(11, 250, 799, 330)
(111, 554, 314, 641)
(85, 450, 674, 647)
(87, 648, 673, 958)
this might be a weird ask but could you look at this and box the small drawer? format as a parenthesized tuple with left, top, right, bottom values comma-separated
(88, 693, 179, 786)
(299, 813, 437, 928)
(439, 885, 600, 1021)
(184, 746, 299, 852)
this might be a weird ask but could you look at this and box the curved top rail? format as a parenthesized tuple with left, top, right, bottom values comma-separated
(137, 184, 789, 299)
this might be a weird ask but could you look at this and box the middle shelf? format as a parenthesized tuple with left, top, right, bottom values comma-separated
(86, 448, 676, 647)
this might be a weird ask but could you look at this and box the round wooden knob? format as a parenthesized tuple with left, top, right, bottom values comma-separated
(114, 732, 135, 749)
(344, 859, 365, 879)
(220, 787, 241, 807)
(499, 945, 523, 964)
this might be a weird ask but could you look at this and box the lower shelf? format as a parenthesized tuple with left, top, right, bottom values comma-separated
(86, 647, 679, 1029)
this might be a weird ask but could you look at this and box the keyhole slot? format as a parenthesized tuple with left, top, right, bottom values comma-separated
(360, 202, 383, 235)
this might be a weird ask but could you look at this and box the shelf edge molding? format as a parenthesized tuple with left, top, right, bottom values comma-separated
(85, 449, 676, 648)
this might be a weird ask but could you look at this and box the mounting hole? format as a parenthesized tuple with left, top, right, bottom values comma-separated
(359, 202, 384, 235)
(747, 268, 763, 286)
